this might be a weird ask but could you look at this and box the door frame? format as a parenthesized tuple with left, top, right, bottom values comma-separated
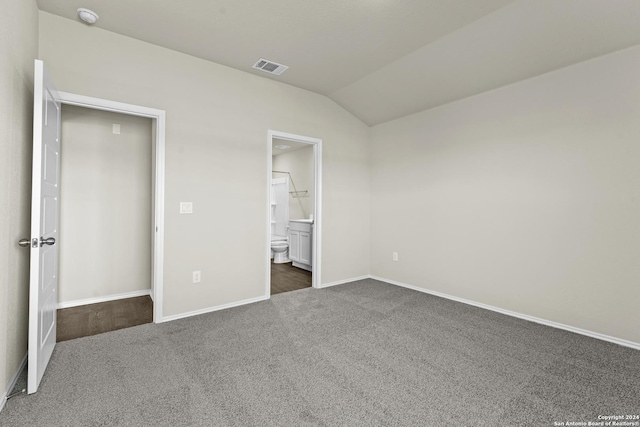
(266, 130, 322, 295)
(57, 91, 166, 322)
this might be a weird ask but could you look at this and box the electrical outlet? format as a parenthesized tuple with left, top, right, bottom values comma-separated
(192, 270, 201, 283)
(392, 252, 399, 262)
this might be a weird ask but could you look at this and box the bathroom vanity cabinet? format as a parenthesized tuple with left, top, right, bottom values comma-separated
(289, 220, 312, 271)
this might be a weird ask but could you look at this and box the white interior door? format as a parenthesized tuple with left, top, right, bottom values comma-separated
(28, 60, 61, 394)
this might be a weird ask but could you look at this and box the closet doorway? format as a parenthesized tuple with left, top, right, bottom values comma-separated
(56, 105, 151, 341)
(56, 92, 166, 325)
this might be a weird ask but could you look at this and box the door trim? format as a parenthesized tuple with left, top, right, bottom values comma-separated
(56, 91, 166, 322)
(266, 130, 322, 295)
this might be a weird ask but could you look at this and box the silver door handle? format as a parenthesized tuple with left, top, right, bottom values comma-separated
(18, 238, 30, 248)
(40, 237, 55, 247)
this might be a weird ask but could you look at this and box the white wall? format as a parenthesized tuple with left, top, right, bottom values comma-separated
(371, 44, 640, 345)
(59, 105, 152, 303)
(39, 12, 371, 316)
(273, 145, 314, 220)
(0, 0, 38, 404)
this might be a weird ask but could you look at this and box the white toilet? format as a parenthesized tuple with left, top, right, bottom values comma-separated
(271, 236, 289, 264)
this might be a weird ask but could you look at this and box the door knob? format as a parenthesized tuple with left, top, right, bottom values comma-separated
(40, 237, 55, 247)
(18, 238, 30, 248)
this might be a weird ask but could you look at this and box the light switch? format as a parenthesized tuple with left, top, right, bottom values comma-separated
(112, 124, 121, 134)
(180, 202, 193, 214)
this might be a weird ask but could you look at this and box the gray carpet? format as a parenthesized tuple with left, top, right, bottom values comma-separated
(1, 279, 638, 426)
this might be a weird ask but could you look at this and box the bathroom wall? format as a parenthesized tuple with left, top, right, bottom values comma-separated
(39, 11, 371, 316)
(371, 44, 640, 345)
(0, 0, 38, 406)
(272, 145, 315, 220)
(58, 105, 153, 304)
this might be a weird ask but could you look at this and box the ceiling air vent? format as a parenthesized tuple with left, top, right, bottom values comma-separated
(252, 58, 289, 76)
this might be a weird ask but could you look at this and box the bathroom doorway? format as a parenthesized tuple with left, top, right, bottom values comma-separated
(266, 131, 322, 296)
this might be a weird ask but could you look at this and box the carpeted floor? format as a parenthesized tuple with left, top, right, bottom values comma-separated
(1, 279, 638, 426)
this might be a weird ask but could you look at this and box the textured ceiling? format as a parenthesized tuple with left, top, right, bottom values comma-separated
(37, 0, 640, 125)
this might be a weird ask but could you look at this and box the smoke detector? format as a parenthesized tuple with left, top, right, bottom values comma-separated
(252, 58, 289, 76)
(77, 8, 99, 24)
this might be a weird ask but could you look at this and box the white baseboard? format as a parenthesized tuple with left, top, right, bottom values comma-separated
(370, 275, 640, 351)
(57, 289, 152, 309)
(318, 275, 371, 289)
(0, 353, 27, 414)
(159, 295, 270, 323)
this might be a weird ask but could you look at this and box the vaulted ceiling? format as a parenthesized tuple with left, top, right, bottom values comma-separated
(37, 0, 640, 125)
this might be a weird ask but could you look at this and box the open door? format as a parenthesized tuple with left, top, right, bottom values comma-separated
(27, 60, 61, 394)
